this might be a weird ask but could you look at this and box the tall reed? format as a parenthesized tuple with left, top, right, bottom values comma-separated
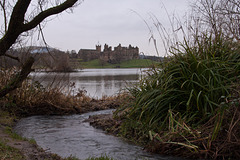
(117, 0, 240, 158)
(125, 33, 240, 131)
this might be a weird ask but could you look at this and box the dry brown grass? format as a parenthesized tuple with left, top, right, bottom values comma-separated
(0, 68, 128, 116)
(0, 68, 111, 116)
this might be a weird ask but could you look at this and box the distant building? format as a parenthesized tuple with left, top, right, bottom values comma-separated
(77, 43, 139, 64)
(78, 48, 100, 62)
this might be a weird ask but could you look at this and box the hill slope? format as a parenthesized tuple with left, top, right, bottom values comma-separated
(72, 59, 159, 69)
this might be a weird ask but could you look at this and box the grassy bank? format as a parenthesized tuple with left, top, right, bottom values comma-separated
(0, 109, 62, 160)
(73, 59, 159, 69)
(0, 111, 23, 159)
(0, 109, 116, 160)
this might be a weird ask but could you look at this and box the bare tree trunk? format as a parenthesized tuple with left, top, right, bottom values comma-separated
(0, 57, 34, 98)
(0, 0, 78, 98)
(0, 0, 78, 57)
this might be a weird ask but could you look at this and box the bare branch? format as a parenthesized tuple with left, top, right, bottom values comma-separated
(0, 0, 78, 58)
(22, 0, 78, 32)
(0, 0, 80, 98)
(38, 23, 56, 60)
(4, 53, 20, 61)
(193, 0, 240, 41)
(0, 0, 7, 32)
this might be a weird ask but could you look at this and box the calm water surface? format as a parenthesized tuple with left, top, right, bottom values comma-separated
(31, 68, 145, 98)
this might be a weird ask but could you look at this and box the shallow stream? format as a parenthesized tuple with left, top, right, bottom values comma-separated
(14, 109, 181, 160)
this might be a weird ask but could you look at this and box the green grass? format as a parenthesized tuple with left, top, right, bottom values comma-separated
(0, 110, 25, 159)
(4, 127, 28, 141)
(120, 59, 158, 68)
(85, 155, 114, 160)
(4, 126, 37, 144)
(0, 110, 16, 126)
(80, 59, 159, 69)
(0, 140, 24, 160)
(81, 59, 114, 68)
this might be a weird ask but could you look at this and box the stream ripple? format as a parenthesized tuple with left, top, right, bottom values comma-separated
(14, 109, 181, 160)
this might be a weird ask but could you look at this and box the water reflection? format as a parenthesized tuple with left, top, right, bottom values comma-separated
(31, 68, 144, 98)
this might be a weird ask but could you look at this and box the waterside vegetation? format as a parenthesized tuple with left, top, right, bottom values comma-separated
(0, 68, 124, 117)
(116, 35, 240, 159)
(111, 0, 240, 159)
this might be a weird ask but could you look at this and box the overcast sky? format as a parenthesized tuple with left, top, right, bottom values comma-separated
(42, 0, 191, 56)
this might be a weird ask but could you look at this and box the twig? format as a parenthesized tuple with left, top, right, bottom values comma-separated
(4, 53, 20, 62)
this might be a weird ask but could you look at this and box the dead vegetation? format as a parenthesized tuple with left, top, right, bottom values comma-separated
(0, 68, 124, 117)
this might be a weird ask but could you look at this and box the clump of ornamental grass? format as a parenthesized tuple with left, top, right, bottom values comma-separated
(0, 69, 91, 116)
(126, 34, 240, 127)
(119, 34, 240, 159)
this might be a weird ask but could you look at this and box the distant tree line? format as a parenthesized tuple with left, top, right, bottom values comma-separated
(0, 47, 72, 72)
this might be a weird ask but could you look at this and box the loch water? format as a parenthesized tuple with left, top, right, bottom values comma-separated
(30, 68, 144, 98)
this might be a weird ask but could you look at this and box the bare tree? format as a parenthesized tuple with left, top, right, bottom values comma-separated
(193, 0, 240, 41)
(0, 0, 80, 98)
